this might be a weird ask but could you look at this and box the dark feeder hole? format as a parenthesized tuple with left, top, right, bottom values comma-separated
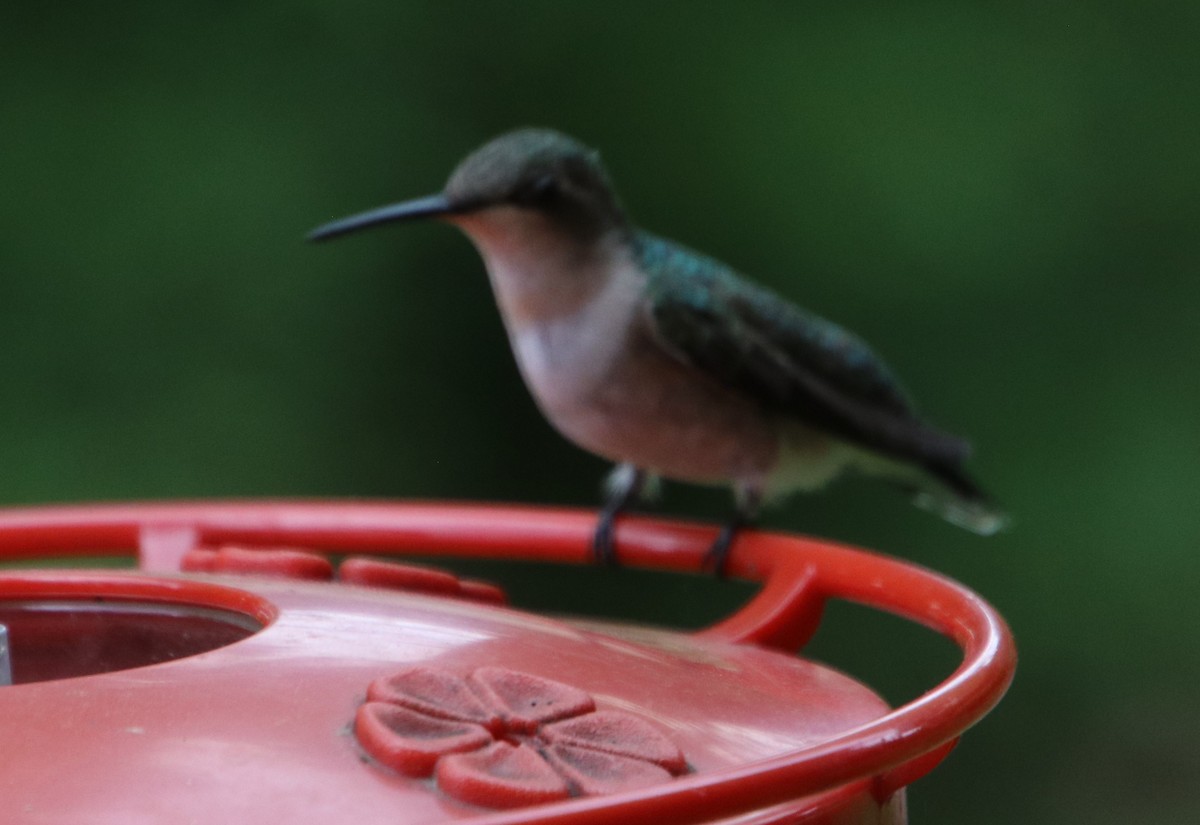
(0, 600, 261, 685)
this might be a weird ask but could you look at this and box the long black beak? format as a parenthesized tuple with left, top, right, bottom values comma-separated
(308, 193, 458, 242)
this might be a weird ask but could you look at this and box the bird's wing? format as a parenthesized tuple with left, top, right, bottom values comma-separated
(638, 233, 972, 469)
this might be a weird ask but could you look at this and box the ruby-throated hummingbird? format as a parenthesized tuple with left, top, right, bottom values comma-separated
(309, 128, 1005, 571)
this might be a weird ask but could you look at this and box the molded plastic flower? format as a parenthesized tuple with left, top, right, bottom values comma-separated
(355, 666, 689, 809)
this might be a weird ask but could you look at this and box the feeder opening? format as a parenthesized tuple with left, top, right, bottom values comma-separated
(0, 593, 264, 685)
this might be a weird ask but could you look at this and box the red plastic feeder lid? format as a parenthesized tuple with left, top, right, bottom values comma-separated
(0, 501, 1015, 824)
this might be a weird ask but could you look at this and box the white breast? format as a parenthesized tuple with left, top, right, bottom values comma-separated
(507, 267, 643, 412)
(455, 207, 782, 486)
(457, 206, 643, 413)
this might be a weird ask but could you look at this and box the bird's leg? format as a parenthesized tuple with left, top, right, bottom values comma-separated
(704, 485, 762, 578)
(592, 463, 647, 566)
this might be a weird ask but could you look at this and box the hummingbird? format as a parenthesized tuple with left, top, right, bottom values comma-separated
(309, 128, 1005, 572)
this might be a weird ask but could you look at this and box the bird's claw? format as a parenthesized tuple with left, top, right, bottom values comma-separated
(590, 464, 646, 567)
(591, 509, 620, 566)
(702, 522, 739, 579)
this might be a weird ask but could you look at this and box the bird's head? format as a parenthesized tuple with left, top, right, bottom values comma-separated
(309, 128, 628, 246)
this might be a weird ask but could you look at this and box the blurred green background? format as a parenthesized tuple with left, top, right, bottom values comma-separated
(1, 2, 1197, 822)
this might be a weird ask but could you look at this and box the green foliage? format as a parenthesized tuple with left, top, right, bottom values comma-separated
(1, 2, 1197, 821)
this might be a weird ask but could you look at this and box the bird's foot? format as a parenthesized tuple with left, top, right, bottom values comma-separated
(590, 464, 646, 567)
(703, 485, 760, 578)
(591, 508, 620, 567)
(702, 521, 741, 579)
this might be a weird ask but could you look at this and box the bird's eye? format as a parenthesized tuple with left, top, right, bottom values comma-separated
(513, 174, 560, 207)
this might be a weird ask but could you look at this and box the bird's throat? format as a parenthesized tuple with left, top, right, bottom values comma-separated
(454, 208, 632, 326)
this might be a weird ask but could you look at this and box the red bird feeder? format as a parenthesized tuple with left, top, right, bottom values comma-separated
(0, 501, 1014, 823)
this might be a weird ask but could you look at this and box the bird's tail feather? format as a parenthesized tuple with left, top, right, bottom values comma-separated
(911, 460, 1008, 536)
(847, 445, 1008, 535)
(911, 486, 1008, 535)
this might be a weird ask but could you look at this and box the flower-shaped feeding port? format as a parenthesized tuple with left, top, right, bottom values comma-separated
(355, 666, 690, 809)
